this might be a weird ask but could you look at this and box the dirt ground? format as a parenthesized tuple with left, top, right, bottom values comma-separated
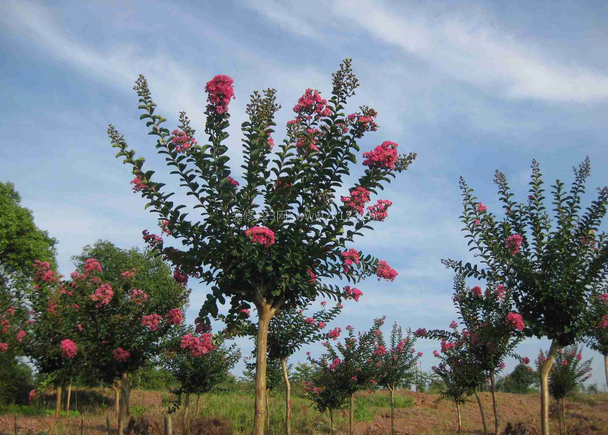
(1, 389, 607, 434)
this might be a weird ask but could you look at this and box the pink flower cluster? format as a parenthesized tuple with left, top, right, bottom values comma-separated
(317, 321, 326, 329)
(329, 358, 341, 371)
(205, 75, 235, 115)
(506, 234, 523, 255)
(60, 339, 78, 359)
(121, 268, 137, 279)
(450, 320, 458, 329)
(440, 340, 456, 353)
(599, 294, 608, 304)
(341, 187, 371, 215)
(33, 260, 59, 284)
(224, 176, 240, 188)
(477, 202, 488, 213)
(599, 315, 608, 330)
(307, 269, 317, 283)
(173, 269, 188, 285)
(341, 249, 360, 272)
(130, 176, 149, 193)
(245, 226, 275, 248)
(292, 88, 332, 121)
(374, 346, 388, 356)
(239, 309, 250, 317)
(142, 314, 162, 331)
(84, 258, 103, 274)
(522, 357, 530, 364)
(506, 312, 525, 331)
(414, 328, 427, 337)
(304, 381, 322, 394)
(344, 286, 363, 302)
(165, 309, 183, 326)
(305, 317, 315, 324)
(363, 141, 399, 170)
(180, 333, 216, 357)
(376, 260, 398, 282)
(0, 343, 8, 353)
(91, 284, 114, 308)
(296, 128, 321, 153)
(113, 347, 131, 362)
(471, 286, 482, 297)
(160, 220, 171, 237)
(170, 129, 198, 153)
(327, 327, 342, 340)
(129, 289, 148, 306)
(142, 230, 163, 250)
(16, 330, 26, 342)
(367, 199, 393, 221)
(496, 285, 506, 299)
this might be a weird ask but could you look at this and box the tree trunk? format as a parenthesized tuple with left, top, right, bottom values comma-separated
(540, 340, 560, 435)
(604, 355, 608, 395)
(350, 393, 355, 435)
(118, 372, 131, 435)
(390, 386, 395, 435)
(113, 381, 120, 415)
(329, 408, 335, 435)
(281, 358, 292, 435)
(55, 385, 62, 419)
(266, 390, 271, 435)
(183, 393, 191, 435)
(164, 414, 172, 435)
(196, 395, 201, 416)
(66, 383, 72, 414)
(456, 401, 462, 435)
(475, 388, 488, 435)
(555, 398, 562, 435)
(253, 301, 277, 435)
(562, 398, 567, 435)
(490, 369, 499, 435)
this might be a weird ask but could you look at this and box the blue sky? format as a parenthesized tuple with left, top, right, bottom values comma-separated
(1, 0, 608, 387)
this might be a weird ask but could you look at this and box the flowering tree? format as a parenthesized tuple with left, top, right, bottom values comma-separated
(536, 345, 593, 435)
(429, 335, 486, 435)
(374, 322, 421, 435)
(107, 58, 414, 434)
(161, 326, 240, 433)
(443, 158, 608, 435)
(306, 317, 384, 435)
(70, 241, 189, 429)
(428, 274, 523, 434)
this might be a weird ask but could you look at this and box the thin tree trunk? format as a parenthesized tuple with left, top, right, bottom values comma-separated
(562, 398, 567, 435)
(490, 369, 499, 435)
(475, 388, 488, 435)
(266, 390, 271, 435)
(456, 401, 462, 435)
(555, 398, 562, 435)
(66, 382, 72, 414)
(196, 395, 201, 416)
(350, 393, 355, 435)
(329, 408, 335, 435)
(281, 358, 292, 435)
(605, 355, 608, 395)
(183, 393, 190, 435)
(540, 340, 560, 435)
(164, 414, 172, 435)
(106, 415, 111, 435)
(390, 386, 395, 435)
(253, 300, 277, 435)
(118, 372, 131, 435)
(55, 385, 62, 419)
(113, 381, 120, 415)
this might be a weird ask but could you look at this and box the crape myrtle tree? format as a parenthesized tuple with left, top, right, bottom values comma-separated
(70, 241, 190, 430)
(444, 158, 608, 435)
(374, 322, 421, 435)
(427, 274, 524, 435)
(243, 353, 284, 434)
(428, 333, 487, 435)
(536, 345, 593, 435)
(107, 58, 415, 434)
(585, 291, 608, 389)
(306, 317, 385, 435)
(160, 325, 240, 434)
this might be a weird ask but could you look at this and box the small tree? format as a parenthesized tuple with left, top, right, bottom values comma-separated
(374, 322, 421, 435)
(161, 326, 240, 433)
(306, 317, 384, 435)
(444, 158, 608, 435)
(585, 291, 608, 391)
(496, 359, 535, 394)
(108, 58, 415, 435)
(537, 345, 592, 434)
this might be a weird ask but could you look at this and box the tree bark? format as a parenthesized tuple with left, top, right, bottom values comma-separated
(390, 387, 396, 435)
(555, 398, 562, 435)
(183, 393, 191, 435)
(113, 381, 120, 415)
(281, 358, 292, 435)
(604, 355, 608, 395)
(196, 395, 201, 416)
(562, 398, 567, 435)
(490, 369, 499, 435)
(350, 393, 355, 435)
(118, 372, 131, 435)
(540, 340, 560, 435)
(329, 408, 335, 435)
(456, 401, 462, 435)
(55, 385, 62, 419)
(164, 414, 172, 435)
(475, 388, 488, 435)
(253, 301, 278, 435)
(66, 382, 72, 414)
(266, 390, 271, 435)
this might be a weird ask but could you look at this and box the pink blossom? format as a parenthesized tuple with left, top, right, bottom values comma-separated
(367, 200, 393, 222)
(374, 346, 388, 356)
(341, 187, 371, 215)
(129, 289, 148, 306)
(224, 176, 240, 188)
(160, 220, 171, 236)
(60, 339, 78, 359)
(351, 376, 358, 382)
(344, 286, 363, 302)
(506, 234, 523, 255)
(496, 285, 506, 299)
(414, 328, 427, 337)
(307, 269, 317, 283)
(0, 343, 8, 353)
(91, 284, 114, 308)
(376, 260, 398, 282)
(205, 75, 235, 115)
(474, 219, 481, 226)
(477, 202, 488, 213)
(239, 309, 251, 317)
(321, 301, 327, 307)
(500, 362, 506, 370)
(450, 320, 458, 329)
(130, 176, 149, 192)
(317, 321, 326, 329)
(471, 286, 482, 297)
(362, 141, 399, 170)
(576, 352, 582, 361)
(417, 352, 423, 357)
(245, 226, 275, 248)
(305, 317, 315, 324)
(165, 309, 183, 326)
(28, 389, 36, 404)
(16, 330, 26, 342)
(84, 258, 103, 274)
(341, 248, 360, 273)
(113, 347, 131, 362)
(327, 327, 342, 340)
(505, 312, 525, 331)
(522, 357, 530, 365)
(433, 350, 440, 357)
(599, 315, 608, 329)
(121, 268, 137, 279)
(292, 88, 331, 121)
(142, 314, 162, 331)
(180, 333, 216, 357)
(599, 294, 608, 304)
(173, 268, 188, 285)
(170, 129, 198, 153)
(562, 360, 568, 366)
(440, 340, 456, 353)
